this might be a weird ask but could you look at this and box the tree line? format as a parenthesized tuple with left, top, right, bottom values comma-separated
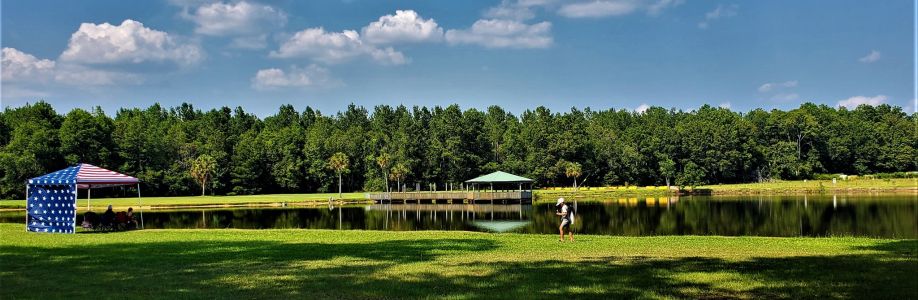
(0, 101, 914, 199)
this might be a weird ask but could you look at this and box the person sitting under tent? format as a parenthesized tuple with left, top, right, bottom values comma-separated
(126, 207, 137, 229)
(101, 205, 116, 231)
(115, 211, 129, 230)
(82, 211, 99, 230)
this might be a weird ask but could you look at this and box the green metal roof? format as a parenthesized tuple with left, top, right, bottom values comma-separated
(465, 171, 533, 183)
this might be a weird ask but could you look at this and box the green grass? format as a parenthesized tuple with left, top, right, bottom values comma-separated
(0, 192, 368, 210)
(698, 177, 917, 194)
(0, 177, 913, 210)
(1, 223, 915, 299)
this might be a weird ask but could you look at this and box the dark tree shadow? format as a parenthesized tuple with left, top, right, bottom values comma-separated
(1, 238, 916, 299)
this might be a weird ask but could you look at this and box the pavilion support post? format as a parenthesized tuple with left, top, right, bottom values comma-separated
(87, 187, 91, 210)
(137, 183, 144, 229)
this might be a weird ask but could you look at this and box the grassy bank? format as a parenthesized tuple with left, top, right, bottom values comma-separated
(0, 223, 914, 299)
(0, 192, 368, 210)
(697, 177, 917, 195)
(0, 178, 913, 210)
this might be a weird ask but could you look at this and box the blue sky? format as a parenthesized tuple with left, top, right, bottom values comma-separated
(1, 0, 915, 116)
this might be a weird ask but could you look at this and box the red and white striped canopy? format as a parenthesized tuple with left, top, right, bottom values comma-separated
(28, 163, 140, 189)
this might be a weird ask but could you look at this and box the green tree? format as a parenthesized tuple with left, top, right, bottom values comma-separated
(328, 152, 350, 198)
(564, 161, 582, 190)
(658, 157, 676, 188)
(677, 162, 705, 190)
(389, 163, 409, 192)
(376, 153, 392, 193)
(190, 154, 217, 196)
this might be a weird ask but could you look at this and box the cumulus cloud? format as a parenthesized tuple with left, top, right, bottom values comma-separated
(445, 19, 552, 49)
(2, 47, 139, 86)
(858, 50, 881, 63)
(758, 80, 798, 93)
(1, 47, 56, 82)
(252, 64, 336, 90)
(186, 1, 286, 36)
(698, 4, 738, 29)
(634, 103, 650, 113)
(558, 0, 640, 18)
(60, 19, 202, 65)
(362, 10, 443, 44)
(270, 27, 407, 65)
(718, 102, 732, 109)
(837, 95, 887, 108)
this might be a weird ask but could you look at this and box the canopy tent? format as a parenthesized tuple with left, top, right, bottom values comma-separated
(26, 163, 143, 233)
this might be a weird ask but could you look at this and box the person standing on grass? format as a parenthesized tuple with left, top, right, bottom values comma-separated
(555, 198, 574, 242)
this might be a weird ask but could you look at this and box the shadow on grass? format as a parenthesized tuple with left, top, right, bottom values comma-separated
(1, 239, 916, 299)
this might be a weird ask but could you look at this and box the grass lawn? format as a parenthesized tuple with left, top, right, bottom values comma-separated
(0, 192, 368, 210)
(1, 223, 915, 299)
(0, 178, 913, 210)
(698, 178, 917, 194)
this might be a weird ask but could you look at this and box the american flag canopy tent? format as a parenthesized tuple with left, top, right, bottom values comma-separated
(26, 164, 142, 233)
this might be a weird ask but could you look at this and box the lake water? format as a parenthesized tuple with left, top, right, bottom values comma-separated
(2, 194, 915, 238)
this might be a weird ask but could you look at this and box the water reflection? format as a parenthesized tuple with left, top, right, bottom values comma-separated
(0, 194, 914, 237)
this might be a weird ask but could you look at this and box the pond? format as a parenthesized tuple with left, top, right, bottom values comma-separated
(2, 194, 915, 238)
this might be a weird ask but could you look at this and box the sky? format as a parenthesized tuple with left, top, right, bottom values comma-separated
(1, 0, 915, 117)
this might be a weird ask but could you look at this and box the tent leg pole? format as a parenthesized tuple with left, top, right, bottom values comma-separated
(138, 183, 144, 229)
(72, 185, 77, 233)
(25, 185, 29, 231)
(87, 188, 91, 211)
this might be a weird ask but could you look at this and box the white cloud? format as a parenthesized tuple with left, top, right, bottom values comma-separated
(229, 34, 268, 49)
(2, 47, 140, 86)
(837, 95, 887, 108)
(52, 65, 141, 86)
(698, 4, 738, 29)
(362, 10, 443, 44)
(634, 103, 650, 113)
(445, 19, 552, 49)
(60, 19, 202, 66)
(858, 50, 881, 63)
(558, 0, 640, 18)
(186, 1, 286, 36)
(718, 102, 731, 109)
(647, 0, 684, 15)
(271, 27, 407, 65)
(771, 93, 800, 102)
(252, 65, 336, 90)
(555, 0, 682, 18)
(1, 47, 56, 82)
(758, 80, 798, 93)
(485, 0, 555, 20)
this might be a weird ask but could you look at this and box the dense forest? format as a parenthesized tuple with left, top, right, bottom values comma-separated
(0, 101, 915, 199)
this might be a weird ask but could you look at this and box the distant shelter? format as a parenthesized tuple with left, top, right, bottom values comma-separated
(368, 171, 533, 204)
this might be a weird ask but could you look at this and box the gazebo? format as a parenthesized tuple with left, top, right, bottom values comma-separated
(26, 163, 143, 233)
(465, 171, 534, 203)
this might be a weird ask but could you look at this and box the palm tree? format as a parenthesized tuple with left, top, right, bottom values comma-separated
(376, 153, 392, 193)
(190, 154, 217, 196)
(389, 163, 409, 193)
(565, 162, 582, 191)
(328, 152, 350, 199)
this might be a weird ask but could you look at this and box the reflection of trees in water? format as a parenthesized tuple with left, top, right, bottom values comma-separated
(52, 195, 915, 238)
(521, 196, 916, 237)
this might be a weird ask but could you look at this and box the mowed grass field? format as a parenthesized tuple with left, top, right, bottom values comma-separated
(0, 178, 913, 210)
(0, 192, 368, 210)
(698, 177, 917, 194)
(0, 223, 915, 299)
